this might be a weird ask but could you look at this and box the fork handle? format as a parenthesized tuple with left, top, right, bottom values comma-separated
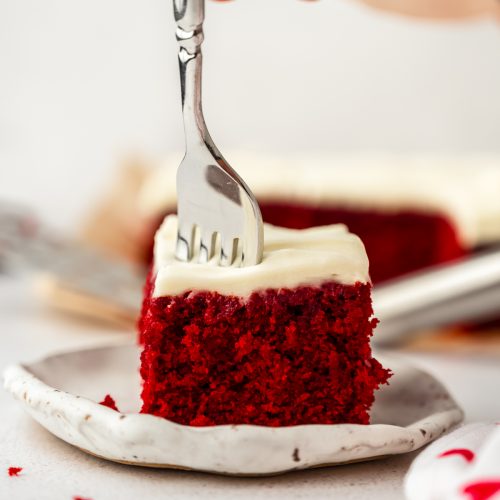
(174, 0, 204, 33)
(173, 0, 209, 148)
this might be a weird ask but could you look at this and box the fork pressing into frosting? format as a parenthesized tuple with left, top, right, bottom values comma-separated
(173, 0, 263, 267)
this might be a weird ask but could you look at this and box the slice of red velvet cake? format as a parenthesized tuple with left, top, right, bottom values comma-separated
(139, 215, 391, 427)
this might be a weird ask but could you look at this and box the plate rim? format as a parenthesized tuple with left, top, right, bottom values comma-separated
(3, 343, 464, 475)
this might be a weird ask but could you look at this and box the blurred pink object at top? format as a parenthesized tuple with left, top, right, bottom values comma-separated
(212, 0, 500, 21)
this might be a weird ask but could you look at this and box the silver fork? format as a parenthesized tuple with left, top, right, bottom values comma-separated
(173, 0, 264, 266)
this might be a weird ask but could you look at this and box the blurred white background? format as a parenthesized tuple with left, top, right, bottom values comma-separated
(1, 0, 499, 232)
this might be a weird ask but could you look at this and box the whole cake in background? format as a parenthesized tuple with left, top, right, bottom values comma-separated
(139, 215, 391, 427)
(135, 154, 500, 284)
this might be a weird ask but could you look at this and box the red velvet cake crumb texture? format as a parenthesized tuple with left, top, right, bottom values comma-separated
(99, 394, 118, 411)
(139, 274, 391, 427)
(8, 467, 22, 477)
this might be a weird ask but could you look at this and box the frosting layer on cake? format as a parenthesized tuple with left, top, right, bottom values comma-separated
(153, 215, 369, 297)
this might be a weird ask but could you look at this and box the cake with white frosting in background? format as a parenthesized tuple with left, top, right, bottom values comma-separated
(139, 215, 391, 427)
(137, 154, 500, 283)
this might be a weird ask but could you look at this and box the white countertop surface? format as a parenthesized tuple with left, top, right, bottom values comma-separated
(1, 278, 499, 500)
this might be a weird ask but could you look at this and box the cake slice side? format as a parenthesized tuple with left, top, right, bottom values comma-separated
(139, 215, 391, 427)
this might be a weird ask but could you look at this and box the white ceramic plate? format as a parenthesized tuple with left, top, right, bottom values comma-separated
(3, 343, 463, 476)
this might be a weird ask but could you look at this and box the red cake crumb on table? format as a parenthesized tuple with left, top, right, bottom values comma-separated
(99, 394, 118, 411)
(8, 467, 22, 477)
(139, 273, 391, 427)
(73, 496, 93, 500)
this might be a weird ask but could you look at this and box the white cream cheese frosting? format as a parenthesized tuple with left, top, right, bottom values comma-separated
(138, 152, 500, 247)
(152, 215, 369, 297)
